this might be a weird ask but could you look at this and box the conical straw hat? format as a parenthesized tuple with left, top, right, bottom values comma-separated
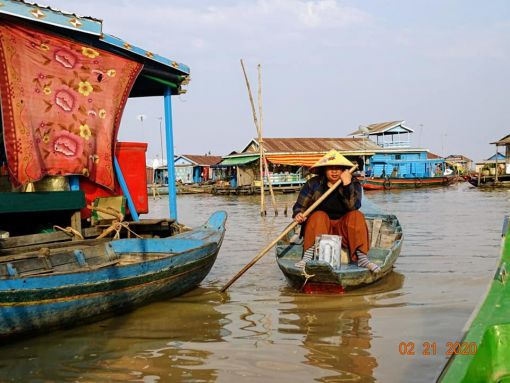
(310, 149, 354, 172)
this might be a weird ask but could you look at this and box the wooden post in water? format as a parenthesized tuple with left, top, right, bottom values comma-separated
(257, 64, 278, 215)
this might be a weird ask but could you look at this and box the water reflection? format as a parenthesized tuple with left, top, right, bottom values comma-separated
(0, 288, 227, 382)
(278, 272, 404, 383)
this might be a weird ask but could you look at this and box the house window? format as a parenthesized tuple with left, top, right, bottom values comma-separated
(395, 154, 401, 160)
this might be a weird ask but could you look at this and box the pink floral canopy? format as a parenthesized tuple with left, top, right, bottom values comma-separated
(0, 22, 142, 190)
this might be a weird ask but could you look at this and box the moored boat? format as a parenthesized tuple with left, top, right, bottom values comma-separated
(362, 176, 453, 190)
(0, 211, 226, 339)
(276, 213, 403, 293)
(437, 216, 510, 382)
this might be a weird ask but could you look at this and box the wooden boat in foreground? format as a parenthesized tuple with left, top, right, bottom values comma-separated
(437, 216, 510, 382)
(276, 213, 403, 293)
(0, 211, 226, 339)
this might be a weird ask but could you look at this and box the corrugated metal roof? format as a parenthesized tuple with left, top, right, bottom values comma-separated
(348, 121, 413, 136)
(218, 155, 259, 166)
(179, 155, 223, 166)
(446, 154, 473, 162)
(491, 134, 510, 145)
(245, 137, 381, 154)
(427, 152, 443, 159)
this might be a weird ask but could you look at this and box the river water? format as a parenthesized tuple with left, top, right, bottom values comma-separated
(0, 182, 508, 382)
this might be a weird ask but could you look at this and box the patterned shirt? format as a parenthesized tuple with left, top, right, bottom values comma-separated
(292, 175, 362, 219)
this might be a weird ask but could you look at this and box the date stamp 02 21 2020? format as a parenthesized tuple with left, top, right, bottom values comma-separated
(398, 341, 478, 356)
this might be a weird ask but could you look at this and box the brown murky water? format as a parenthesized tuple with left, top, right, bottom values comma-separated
(0, 183, 508, 382)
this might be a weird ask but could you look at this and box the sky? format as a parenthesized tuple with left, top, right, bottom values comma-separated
(43, 0, 510, 162)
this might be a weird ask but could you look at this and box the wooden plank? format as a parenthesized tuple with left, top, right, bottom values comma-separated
(379, 233, 398, 248)
(70, 211, 82, 241)
(127, 219, 175, 225)
(0, 231, 71, 249)
(366, 219, 373, 244)
(0, 238, 110, 259)
(371, 218, 382, 248)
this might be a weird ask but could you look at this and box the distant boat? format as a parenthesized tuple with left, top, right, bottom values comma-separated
(362, 176, 453, 190)
(275, 213, 403, 294)
(437, 216, 510, 382)
(363, 158, 455, 190)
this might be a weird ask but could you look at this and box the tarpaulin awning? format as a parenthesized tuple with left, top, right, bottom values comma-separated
(218, 155, 259, 166)
(265, 152, 372, 167)
(0, 21, 142, 189)
(265, 154, 323, 167)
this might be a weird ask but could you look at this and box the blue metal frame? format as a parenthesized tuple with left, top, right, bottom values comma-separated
(164, 87, 177, 221)
(113, 157, 139, 221)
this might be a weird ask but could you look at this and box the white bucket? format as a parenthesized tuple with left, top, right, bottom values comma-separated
(314, 234, 342, 268)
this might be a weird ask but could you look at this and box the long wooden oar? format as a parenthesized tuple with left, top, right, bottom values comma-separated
(220, 163, 358, 292)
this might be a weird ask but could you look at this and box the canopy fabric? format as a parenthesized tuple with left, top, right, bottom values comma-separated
(218, 155, 259, 166)
(0, 21, 142, 189)
(265, 154, 324, 167)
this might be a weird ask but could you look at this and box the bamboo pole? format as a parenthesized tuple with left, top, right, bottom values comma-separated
(257, 64, 278, 215)
(221, 164, 358, 292)
(262, 151, 278, 215)
(240, 59, 266, 216)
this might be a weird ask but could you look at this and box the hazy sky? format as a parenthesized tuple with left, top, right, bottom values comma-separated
(44, 0, 509, 162)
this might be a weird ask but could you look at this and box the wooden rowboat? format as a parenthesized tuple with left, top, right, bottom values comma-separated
(275, 213, 403, 293)
(0, 211, 226, 339)
(362, 176, 453, 190)
(437, 216, 510, 382)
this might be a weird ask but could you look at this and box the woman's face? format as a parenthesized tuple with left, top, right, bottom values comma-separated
(325, 166, 346, 183)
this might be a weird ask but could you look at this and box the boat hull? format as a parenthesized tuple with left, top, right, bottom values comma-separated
(276, 213, 403, 292)
(362, 176, 452, 190)
(437, 216, 510, 382)
(0, 211, 227, 339)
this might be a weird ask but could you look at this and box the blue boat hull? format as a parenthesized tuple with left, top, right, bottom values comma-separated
(0, 211, 227, 338)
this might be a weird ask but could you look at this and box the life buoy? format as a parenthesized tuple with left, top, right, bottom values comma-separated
(383, 179, 391, 190)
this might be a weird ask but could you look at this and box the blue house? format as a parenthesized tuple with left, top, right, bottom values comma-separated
(349, 121, 446, 178)
(175, 154, 222, 184)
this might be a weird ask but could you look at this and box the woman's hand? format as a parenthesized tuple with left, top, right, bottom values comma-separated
(340, 169, 352, 186)
(294, 212, 307, 223)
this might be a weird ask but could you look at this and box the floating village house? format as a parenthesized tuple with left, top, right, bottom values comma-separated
(490, 134, 510, 178)
(215, 137, 380, 192)
(174, 154, 222, 184)
(473, 134, 510, 177)
(349, 121, 447, 177)
(445, 154, 473, 175)
(468, 134, 510, 187)
(475, 152, 505, 174)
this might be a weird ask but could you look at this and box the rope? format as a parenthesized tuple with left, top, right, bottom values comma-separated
(97, 221, 143, 240)
(300, 266, 316, 291)
(53, 225, 84, 240)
